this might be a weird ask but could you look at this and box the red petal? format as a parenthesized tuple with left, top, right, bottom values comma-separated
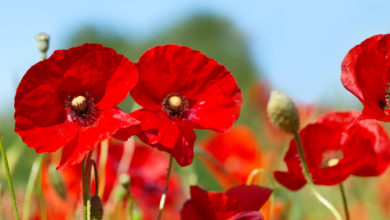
(273, 171, 307, 191)
(341, 34, 390, 121)
(180, 200, 207, 220)
(58, 108, 139, 169)
(15, 118, 77, 154)
(226, 185, 272, 211)
(122, 109, 196, 166)
(229, 211, 264, 220)
(132, 44, 242, 131)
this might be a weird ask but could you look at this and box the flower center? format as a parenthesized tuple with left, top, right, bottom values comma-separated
(162, 93, 189, 118)
(380, 83, 390, 115)
(66, 94, 98, 126)
(71, 96, 87, 113)
(321, 150, 343, 168)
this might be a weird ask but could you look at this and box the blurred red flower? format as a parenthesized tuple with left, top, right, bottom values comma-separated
(115, 44, 242, 166)
(341, 34, 390, 121)
(274, 111, 390, 190)
(199, 126, 263, 188)
(180, 185, 272, 220)
(34, 157, 82, 220)
(14, 43, 139, 169)
(99, 139, 184, 220)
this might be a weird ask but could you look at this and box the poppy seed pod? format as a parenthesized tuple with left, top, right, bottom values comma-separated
(267, 90, 299, 134)
(35, 33, 50, 54)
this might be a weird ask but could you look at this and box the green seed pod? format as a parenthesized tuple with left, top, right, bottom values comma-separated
(267, 90, 300, 134)
(90, 194, 104, 220)
(48, 164, 67, 200)
(35, 33, 50, 54)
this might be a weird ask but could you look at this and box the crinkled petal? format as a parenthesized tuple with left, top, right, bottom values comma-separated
(58, 108, 139, 169)
(341, 34, 390, 121)
(118, 109, 196, 166)
(132, 44, 242, 131)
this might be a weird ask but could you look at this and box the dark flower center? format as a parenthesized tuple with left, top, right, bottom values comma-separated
(66, 94, 98, 126)
(162, 93, 189, 118)
(379, 83, 390, 115)
(321, 150, 343, 168)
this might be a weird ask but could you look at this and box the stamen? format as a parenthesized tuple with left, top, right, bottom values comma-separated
(66, 93, 98, 127)
(380, 82, 390, 115)
(162, 93, 189, 118)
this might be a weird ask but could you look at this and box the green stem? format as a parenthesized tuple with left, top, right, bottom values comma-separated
(82, 152, 93, 220)
(339, 183, 350, 220)
(246, 169, 275, 220)
(128, 191, 133, 220)
(293, 133, 342, 220)
(0, 135, 20, 220)
(36, 155, 46, 220)
(23, 154, 45, 220)
(156, 155, 173, 220)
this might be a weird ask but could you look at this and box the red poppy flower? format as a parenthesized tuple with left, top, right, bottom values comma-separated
(274, 111, 390, 190)
(199, 126, 263, 188)
(181, 185, 272, 220)
(115, 44, 242, 166)
(341, 34, 390, 121)
(14, 43, 139, 169)
(97, 139, 184, 220)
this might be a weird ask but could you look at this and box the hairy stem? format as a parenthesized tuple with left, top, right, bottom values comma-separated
(294, 133, 342, 220)
(156, 155, 173, 220)
(339, 183, 350, 220)
(0, 135, 20, 220)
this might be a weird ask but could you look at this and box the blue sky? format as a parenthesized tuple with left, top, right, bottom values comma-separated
(1, 0, 390, 114)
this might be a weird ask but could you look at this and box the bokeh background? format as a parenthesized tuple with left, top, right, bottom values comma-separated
(1, 0, 390, 219)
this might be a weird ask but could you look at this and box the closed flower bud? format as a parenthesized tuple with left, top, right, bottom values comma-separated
(90, 194, 104, 220)
(267, 90, 299, 134)
(48, 164, 67, 200)
(35, 33, 50, 54)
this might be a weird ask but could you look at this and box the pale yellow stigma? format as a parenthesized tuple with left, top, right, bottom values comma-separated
(71, 96, 87, 112)
(168, 96, 182, 108)
(327, 158, 340, 167)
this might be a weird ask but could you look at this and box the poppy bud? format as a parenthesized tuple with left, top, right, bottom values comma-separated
(267, 90, 299, 134)
(35, 33, 50, 54)
(48, 164, 67, 200)
(90, 194, 104, 220)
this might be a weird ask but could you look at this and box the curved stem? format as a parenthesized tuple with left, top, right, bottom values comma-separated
(156, 155, 173, 220)
(339, 183, 350, 220)
(82, 151, 93, 220)
(91, 160, 99, 196)
(246, 169, 275, 220)
(293, 133, 342, 220)
(0, 135, 20, 220)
